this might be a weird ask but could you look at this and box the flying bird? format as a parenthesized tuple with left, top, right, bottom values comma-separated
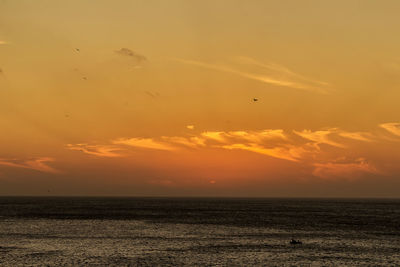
(75, 48, 80, 52)
(253, 98, 258, 102)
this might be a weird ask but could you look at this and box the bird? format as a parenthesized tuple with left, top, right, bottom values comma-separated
(75, 48, 80, 52)
(82, 77, 87, 80)
(253, 98, 258, 102)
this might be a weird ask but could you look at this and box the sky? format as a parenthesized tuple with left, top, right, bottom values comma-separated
(1, 0, 400, 197)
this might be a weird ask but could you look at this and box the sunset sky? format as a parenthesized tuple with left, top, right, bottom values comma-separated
(1, 0, 400, 197)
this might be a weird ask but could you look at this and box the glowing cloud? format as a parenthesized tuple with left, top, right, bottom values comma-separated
(312, 158, 379, 179)
(67, 144, 122, 157)
(161, 136, 205, 148)
(222, 143, 299, 162)
(294, 129, 345, 148)
(112, 138, 175, 151)
(66, 124, 395, 180)
(338, 131, 373, 142)
(174, 58, 330, 94)
(227, 129, 287, 143)
(0, 158, 60, 174)
(380, 122, 400, 137)
(201, 131, 227, 143)
(235, 57, 330, 86)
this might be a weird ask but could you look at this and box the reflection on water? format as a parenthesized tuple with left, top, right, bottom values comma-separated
(0, 198, 399, 266)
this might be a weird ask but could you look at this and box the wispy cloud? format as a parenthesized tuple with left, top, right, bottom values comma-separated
(380, 122, 400, 137)
(200, 129, 286, 145)
(161, 136, 205, 149)
(67, 123, 400, 179)
(67, 144, 122, 157)
(112, 138, 175, 151)
(338, 131, 373, 142)
(235, 56, 330, 86)
(145, 91, 160, 98)
(115, 48, 147, 63)
(201, 131, 227, 143)
(294, 129, 345, 148)
(0, 41, 9, 45)
(312, 158, 380, 179)
(0, 157, 60, 174)
(222, 143, 300, 162)
(227, 129, 287, 143)
(174, 57, 331, 94)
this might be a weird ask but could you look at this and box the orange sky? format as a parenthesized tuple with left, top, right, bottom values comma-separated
(1, 0, 400, 197)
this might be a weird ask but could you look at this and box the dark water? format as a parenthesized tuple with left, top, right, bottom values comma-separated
(0, 197, 399, 266)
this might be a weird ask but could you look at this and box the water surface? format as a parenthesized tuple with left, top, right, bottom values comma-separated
(0, 197, 399, 266)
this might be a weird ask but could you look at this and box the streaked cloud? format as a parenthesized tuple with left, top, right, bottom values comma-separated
(201, 131, 227, 142)
(0, 157, 60, 174)
(67, 144, 122, 157)
(112, 138, 175, 151)
(294, 129, 345, 148)
(227, 129, 287, 143)
(174, 58, 331, 94)
(380, 122, 400, 137)
(145, 91, 160, 98)
(186, 125, 195, 130)
(222, 143, 299, 162)
(161, 136, 205, 148)
(0, 41, 9, 45)
(235, 56, 330, 86)
(338, 131, 373, 142)
(66, 123, 400, 179)
(312, 158, 379, 179)
(201, 129, 286, 145)
(115, 48, 147, 63)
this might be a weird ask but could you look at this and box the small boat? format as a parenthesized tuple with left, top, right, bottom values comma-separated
(290, 239, 302, 245)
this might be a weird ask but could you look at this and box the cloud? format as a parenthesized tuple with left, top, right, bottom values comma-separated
(312, 158, 380, 179)
(201, 131, 227, 143)
(235, 56, 330, 86)
(227, 129, 287, 143)
(174, 58, 331, 94)
(145, 91, 160, 98)
(115, 48, 147, 63)
(112, 138, 175, 151)
(186, 125, 195, 130)
(200, 129, 286, 144)
(294, 129, 345, 148)
(222, 143, 299, 162)
(0, 157, 60, 174)
(0, 41, 9, 45)
(380, 122, 400, 137)
(338, 131, 373, 142)
(161, 136, 205, 148)
(67, 144, 122, 157)
(66, 124, 395, 180)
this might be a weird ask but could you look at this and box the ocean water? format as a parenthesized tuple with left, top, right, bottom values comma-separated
(0, 197, 399, 266)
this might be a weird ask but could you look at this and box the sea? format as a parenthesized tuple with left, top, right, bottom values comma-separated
(0, 197, 399, 266)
